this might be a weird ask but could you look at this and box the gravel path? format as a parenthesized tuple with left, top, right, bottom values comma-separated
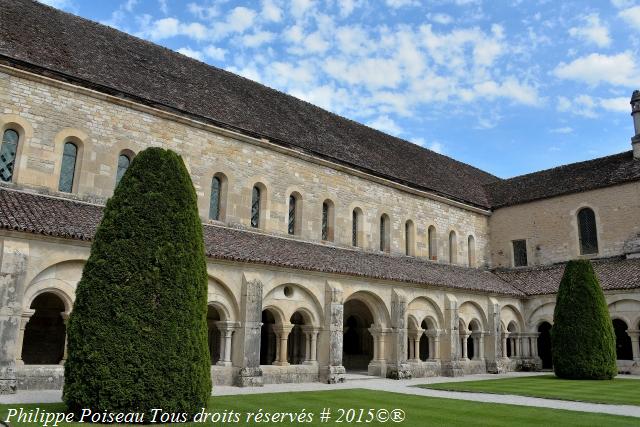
(2, 372, 639, 418)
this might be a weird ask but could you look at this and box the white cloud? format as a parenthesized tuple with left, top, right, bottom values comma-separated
(261, 0, 282, 22)
(338, 0, 361, 17)
(554, 52, 640, 87)
(428, 141, 444, 153)
(186, 2, 219, 20)
(568, 13, 611, 47)
(550, 127, 573, 134)
(612, 0, 635, 9)
(176, 47, 204, 61)
(428, 13, 453, 25)
(557, 95, 629, 117)
(600, 96, 630, 112)
(619, 6, 640, 26)
(385, 0, 419, 8)
(367, 115, 403, 135)
(224, 7, 257, 33)
(37, 0, 72, 8)
(158, 0, 168, 15)
(291, 0, 313, 18)
(242, 31, 276, 48)
(204, 45, 226, 61)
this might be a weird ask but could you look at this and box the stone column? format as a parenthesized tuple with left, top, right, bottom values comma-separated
(59, 312, 70, 365)
(273, 325, 293, 366)
(426, 330, 440, 360)
(321, 281, 345, 383)
(478, 333, 485, 360)
(461, 333, 469, 360)
(0, 242, 29, 394)
(235, 275, 263, 387)
(501, 333, 509, 358)
(14, 309, 34, 366)
(303, 326, 319, 365)
(627, 330, 640, 361)
(485, 299, 503, 373)
(215, 321, 235, 366)
(531, 333, 540, 358)
(516, 336, 523, 358)
(387, 289, 411, 379)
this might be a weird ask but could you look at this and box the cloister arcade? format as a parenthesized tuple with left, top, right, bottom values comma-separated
(9, 258, 640, 388)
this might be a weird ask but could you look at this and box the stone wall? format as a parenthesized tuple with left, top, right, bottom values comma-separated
(489, 182, 640, 267)
(0, 68, 490, 266)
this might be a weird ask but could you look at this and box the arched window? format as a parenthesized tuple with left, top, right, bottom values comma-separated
(405, 220, 415, 256)
(468, 235, 476, 267)
(352, 208, 363, 247)
(115, 153, 131, 186)
(251, 185, 261, 228)
(449, 230, 457, 264)
(209, 173, 228, 221)
(428, 225, 437, 260)
(577, 207, 598, 255)
(321, 199, 335, 241)
(0, 129, 19, 183)
(288, 192, 302, 235)
(58, 142, 78, 193)
(380, 214, 390, 252)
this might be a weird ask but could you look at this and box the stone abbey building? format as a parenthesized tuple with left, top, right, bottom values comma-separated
(1, 1, 640, 393)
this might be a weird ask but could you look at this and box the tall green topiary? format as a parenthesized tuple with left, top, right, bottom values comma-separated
(552, 259, 617, 380)
(63, 147, 211, 417)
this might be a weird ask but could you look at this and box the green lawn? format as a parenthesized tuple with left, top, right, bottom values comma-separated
(1, 389, 638, 426)
(420, 375, 640, 406)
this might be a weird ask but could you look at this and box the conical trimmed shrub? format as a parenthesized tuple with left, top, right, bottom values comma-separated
(551, 259, 616, 379)
(63, 147, 211, 417)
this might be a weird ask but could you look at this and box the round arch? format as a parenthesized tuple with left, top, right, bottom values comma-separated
(207, 275, 240, 322)
(263, 282, 323, 327)
(407, 296, 444, 330)
(344, 290, 391, 328)
(458, 301, 488, 331)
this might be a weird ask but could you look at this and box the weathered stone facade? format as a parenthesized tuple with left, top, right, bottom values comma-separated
(1, 56, 639, 394)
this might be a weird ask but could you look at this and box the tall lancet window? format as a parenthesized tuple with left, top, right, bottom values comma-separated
(58, 142, 78, 193)
(116, 153, 131, 186)
(0, 129, 19, 182)
(578, 208, 598, 254)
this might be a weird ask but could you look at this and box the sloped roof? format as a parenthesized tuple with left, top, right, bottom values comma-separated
(0, 186, 522, 296)
(0, 0, 500, 208)
(485, 151, 640, 208)
(493, 256, 640, 295)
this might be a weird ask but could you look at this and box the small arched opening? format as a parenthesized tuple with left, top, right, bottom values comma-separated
(260, 309, 278, 365)
(287, 311, 307, 365)
(206, 306, 222, 365)
(21, 293, 67, 365)
(537, 322, 552, 369)
(613, 319, 633, 360)
(343, 299, 374, 371)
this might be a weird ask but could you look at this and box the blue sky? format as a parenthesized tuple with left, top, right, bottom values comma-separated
(40, 0, 640, 178)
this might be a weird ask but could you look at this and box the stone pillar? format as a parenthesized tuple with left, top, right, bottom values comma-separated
(531, 333, 539, 357)
(321, 281, 345, 383)
(235, 274, 263, 387)
(440, 294, 463, 376)
(387, 289, 411, 379)
(0, 241, 29, 394)
(303, 326, 319, 365)
(273, 325, 293, 366)
(516, 336, 523, 358)
(461, 333, 469, 360)
(59, 312, 70, 365)
(501, 333, 509, 358)
(427, 330, 440, 360)
(478, 333, 485, 360)
(627, 330, 640, 361)
(215, 321, 235, 366)
(14, 309, 34, 366)
(485, 298, 504, 373)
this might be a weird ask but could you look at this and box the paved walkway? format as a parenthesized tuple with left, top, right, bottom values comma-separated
(2, 372, 640, 418)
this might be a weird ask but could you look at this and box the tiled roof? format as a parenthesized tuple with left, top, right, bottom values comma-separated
(493, 257, 640, 295)
(484, 151, 640, 208)
(0, 187, 523, 296)
(0, 0, 500, 208)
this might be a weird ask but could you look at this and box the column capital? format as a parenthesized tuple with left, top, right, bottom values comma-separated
(273, 324, 294, 335)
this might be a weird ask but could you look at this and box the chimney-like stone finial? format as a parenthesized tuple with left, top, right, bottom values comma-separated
(631, 90, 640, 159)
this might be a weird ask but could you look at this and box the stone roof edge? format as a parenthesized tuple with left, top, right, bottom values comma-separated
(0, 59, 493, 215)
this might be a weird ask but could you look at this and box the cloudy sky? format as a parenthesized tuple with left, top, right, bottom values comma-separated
(41, 0, 640, 178)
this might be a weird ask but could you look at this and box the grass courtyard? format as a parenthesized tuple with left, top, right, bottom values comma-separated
(421, 375, 640, 406)
(1, 389, 638, 427)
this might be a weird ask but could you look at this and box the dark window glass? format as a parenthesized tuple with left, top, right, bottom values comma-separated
(251, 186, 261, 228)
(58, 142, 77, 193)
(322, 202, 329, 240)
(288, 195, 296, 235)
(513, 240, 528, 267)
(578, 208, 598, 254)
(380, 216, 387, 252)
(352, 210, 358, 247)
(0, 129, 19, 182)
(210, 176, 221, 220)
(405, 222, 411, 255)
(116, 154, 130, 186)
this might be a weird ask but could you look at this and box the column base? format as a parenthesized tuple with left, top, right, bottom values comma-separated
(0, 365, 16, 395)
(216, 361, 233, 367)
(303, 360, 318, 366)
(387, 363, 412, 380)
(235, 367, 263, 387)
(321, 365, 346, 384)
(441, 360, 464, 377)
(272, 361, 290, 367)
(486, 359, 509, 374)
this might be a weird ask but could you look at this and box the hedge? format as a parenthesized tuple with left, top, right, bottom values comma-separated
(552, 259, 617, 379)
(63, 147, 211, 417)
